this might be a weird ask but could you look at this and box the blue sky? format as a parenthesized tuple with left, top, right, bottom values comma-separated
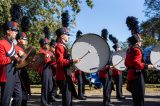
(70, 0, 148, 47)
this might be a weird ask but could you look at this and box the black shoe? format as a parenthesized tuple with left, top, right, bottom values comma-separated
(79, 96, 86, 100)
(55, 94, 60, 98)
(41, 104, 51, 106)
(116, 95, 125, 99)
(51, 96, 58, 102)
(105, 102, 114, 106)
(84, 95, 87, 98)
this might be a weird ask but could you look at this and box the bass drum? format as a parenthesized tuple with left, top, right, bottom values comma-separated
(150, 44, 160, 70)
(71, 33, 110, 73)
(112, 51, 126, 71)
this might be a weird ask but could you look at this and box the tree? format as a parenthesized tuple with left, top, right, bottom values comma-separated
(0, 0, 94, 45)
(140, 0, 160, 46)
(144, 0, 160, 17)
(140, 17, 160, 37)
(140, 17, 160, 47)
(0, 0, 94, 84)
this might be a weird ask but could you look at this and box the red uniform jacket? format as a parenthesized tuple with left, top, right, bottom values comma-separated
(38, 48, 53, 76)
(111, 68, 121, 76)
(125, 46, 145, 80)
(15, 45, 25, 54)
(98, 66, 110, 78)
(0, 38, 16, 82)
(50, 52, 56, 76)
(75, 70, 82, 76)
(55, 41, 72, 80)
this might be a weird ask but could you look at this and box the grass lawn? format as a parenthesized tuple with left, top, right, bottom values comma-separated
(30, 84, 160, 95)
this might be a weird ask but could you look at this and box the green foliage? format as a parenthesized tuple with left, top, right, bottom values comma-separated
(141, 34, 158, 48)
(142, 1, 160, 46)
(140, 17, 160, 48)
(144, 0, 160, 17)
(28, 70, 41, 85)
(140, 17, 160, 38)
(122, 71, 160, 84)
(145, 70, 160, 84)
(0, 0, 94, 44)
(0, 0, 12, 23)
(86, 0, 94, 8)
(0, 0, 94, 85)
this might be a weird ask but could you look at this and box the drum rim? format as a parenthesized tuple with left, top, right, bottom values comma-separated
(150, 44, 160, 70)
(112, 51, 126, 71)
(71, 33, 110, 72)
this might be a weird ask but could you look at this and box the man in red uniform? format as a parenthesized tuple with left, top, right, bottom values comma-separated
(38, 38, 54, 106)
(55, 27, 80, 106)
(0, 21, 22, 106)
(15, 31, 31, 106)
(125, 34, 153, 106)
(125, 16, 154, 106)
(50, 39, 59, 101)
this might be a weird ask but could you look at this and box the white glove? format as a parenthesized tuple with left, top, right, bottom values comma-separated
(147, 64, 154, 69)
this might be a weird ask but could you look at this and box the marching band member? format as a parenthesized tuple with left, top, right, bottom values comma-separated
(15, 31, 31, 106)
(38, 38, 54, 106)
(74, 30, 86, 100)
(55, 11, 80, 106)
(112, 45, 125, 99)
(0, 21, 22, 106)
(125, 16, 154, 106)
(49, 39, 59, 101)
(15, 16, 30, 106)
(0, 4, 23, 106)
(55, 27, 80, 106)
(109, 35, 125, 99)
(98, 29, 114, 106)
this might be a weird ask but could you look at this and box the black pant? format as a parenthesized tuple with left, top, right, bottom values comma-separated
(41, 66, 53, 105)
(1, 66, 22, 106)
(130, 74, 145, 106)
(19, 69, 31, 106)
(99, 77, 112, 106)
(112, 73, 123, 97)
(76, 74, 85, 97)
(57, 80, 72, 106)
(51, 76, 58, 97)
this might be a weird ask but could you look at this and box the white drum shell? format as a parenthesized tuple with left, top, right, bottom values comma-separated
(112, 51, 126, 71)
(150, 44, 160, 70)
(71, 33, 110, 73)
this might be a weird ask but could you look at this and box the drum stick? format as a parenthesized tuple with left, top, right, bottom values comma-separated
(80, 50, 91, 59)
(114, 58, 124, 67)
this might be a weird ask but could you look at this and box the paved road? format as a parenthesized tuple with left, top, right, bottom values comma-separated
(28, 92, 160, 106)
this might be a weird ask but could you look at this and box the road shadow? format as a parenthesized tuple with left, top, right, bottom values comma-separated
(27, 94, 160, 106)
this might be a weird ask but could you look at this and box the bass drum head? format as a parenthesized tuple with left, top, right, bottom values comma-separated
(71, 33, 110, 73)
(150, 44, 160, 70)
(112, 51, 126, 71)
